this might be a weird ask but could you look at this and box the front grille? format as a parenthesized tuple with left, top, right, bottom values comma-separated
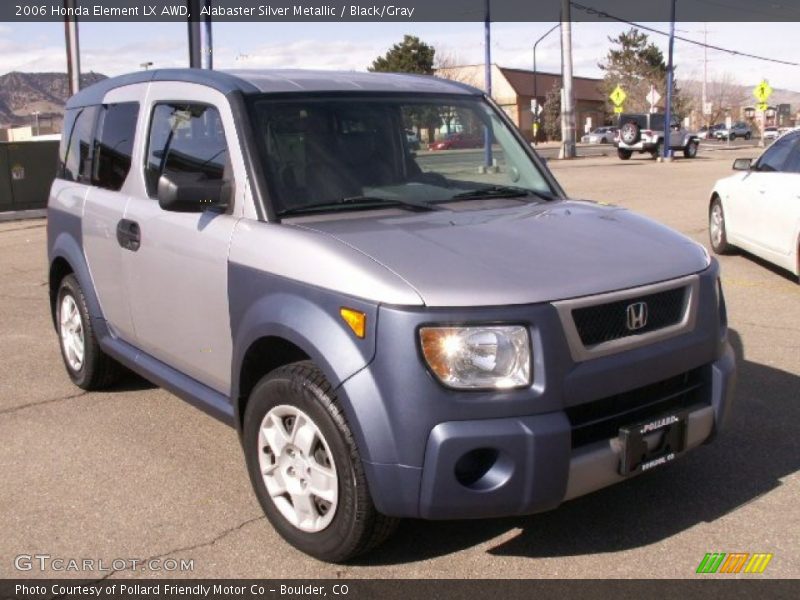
(565, 367, 707, 449)
(571, 286, 687, 347)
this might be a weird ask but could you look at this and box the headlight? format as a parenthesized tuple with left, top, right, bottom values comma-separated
(419, 325, 531, 389)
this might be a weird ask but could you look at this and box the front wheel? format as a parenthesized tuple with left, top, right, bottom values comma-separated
(683, 141, 698, 158)
(56, 274, 123, 390)
(243, 361, 398, 562)
(709, 197, 733, 254)
(651, 142, 662, 159)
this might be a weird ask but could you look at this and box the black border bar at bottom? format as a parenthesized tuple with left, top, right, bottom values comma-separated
(0, 579, 798, 600)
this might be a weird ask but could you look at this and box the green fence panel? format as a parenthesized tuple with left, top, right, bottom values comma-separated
(1, 140, 60, 211)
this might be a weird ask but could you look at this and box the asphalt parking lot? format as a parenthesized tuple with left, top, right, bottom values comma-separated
(0, 145, 797, 580)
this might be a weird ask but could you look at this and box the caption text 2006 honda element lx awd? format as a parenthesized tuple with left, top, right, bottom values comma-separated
(47, 69, 736, 562)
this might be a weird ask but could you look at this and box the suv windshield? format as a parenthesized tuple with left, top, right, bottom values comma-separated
(249, 95, 556, 216)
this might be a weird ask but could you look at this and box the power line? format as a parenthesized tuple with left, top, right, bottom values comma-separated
(570, 2, 800, 67)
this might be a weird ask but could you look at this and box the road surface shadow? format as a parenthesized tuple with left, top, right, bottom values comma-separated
(726, 250, 799, 284)
(355, 328, 799, 565)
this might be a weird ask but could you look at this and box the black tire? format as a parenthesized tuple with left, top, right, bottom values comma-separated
(243, 361, 398, 563)
(56, 274, 123, 390)
(744, 132, 751, 141)
(651, 141, 662, 159)
(683, 141, 698, 158)
(709, 197, 733, 254)
(729, 132, 736, 141)
(617, 148, 632, 160)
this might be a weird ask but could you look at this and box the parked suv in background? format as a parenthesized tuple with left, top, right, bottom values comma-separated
(616, 113, 699, 159)
(48, 69, 735, 562)
(714, 122, 752, 141)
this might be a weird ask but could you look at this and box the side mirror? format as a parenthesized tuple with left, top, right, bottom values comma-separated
(157, 172, 230, 213)
(732, 158, 753, 171)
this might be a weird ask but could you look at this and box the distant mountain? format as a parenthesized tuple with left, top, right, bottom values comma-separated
(679, 77, 800, 116)
(0, 71, 106, 130)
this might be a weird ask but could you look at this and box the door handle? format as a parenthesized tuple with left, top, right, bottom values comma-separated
(116, 219, 141, 252)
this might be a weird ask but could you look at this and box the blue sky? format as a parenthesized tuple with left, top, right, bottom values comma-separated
(1, 21, 798, 92)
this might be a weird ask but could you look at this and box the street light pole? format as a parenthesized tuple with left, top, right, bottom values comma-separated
(663, 0, 676, 160)
(483, 0, 493, 168)
(532, 23, 559, 146)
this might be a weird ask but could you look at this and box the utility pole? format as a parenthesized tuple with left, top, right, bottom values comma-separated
(203, 0, 213, 69)
(702, 24, 708, 127)
(663, 0, 677, 161)
(484, 0, 493, 167)
(559, 0, 576, 158)
(532, 23, 559, 146)
(187, 0, 202, 68)
(63, 0, 81, 96)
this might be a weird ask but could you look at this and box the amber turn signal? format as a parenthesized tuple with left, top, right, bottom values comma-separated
(340, 308, 366, 338)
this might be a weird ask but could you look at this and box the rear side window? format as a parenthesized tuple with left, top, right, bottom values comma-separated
(92, 102, 139, 191)
(145, 103, 230, 197)
(60, 106, 98, 183)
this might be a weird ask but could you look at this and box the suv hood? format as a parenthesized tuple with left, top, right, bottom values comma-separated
(294, 200, 709, 307)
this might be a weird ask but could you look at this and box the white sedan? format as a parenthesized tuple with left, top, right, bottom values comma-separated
(709, 129, 800, 279)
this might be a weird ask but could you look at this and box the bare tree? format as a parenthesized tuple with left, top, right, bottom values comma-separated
(681, 73, 748, 126)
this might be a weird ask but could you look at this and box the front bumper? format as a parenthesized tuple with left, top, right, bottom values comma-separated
(338, 263, 734, 519)
(416, 343, 734, 518)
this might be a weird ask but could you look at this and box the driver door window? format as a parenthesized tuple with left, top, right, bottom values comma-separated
(756, 135, 796, 172)
(145, 103, 231, 200)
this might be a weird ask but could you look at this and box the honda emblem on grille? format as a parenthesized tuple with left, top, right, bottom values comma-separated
(626, 301, 649, 331)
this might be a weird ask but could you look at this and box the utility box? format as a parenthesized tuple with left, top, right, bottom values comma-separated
(0, 140, 59, 212)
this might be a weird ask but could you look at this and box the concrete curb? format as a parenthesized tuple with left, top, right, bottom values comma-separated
(0, 209, 46, 222)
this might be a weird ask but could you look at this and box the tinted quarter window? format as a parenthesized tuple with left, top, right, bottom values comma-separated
(58, 108, 80, 177)
(92, 102, 139, 191)
(756, 135, 796, 172)
(61, 105, 98, 183)
(146, 103, 229, 197)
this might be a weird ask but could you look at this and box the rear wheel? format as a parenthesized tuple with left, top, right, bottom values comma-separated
(709, 197, 733, 254)
(683, 141, 698, 158)
(617, 148, 632, 160)
(243, 361, 398, 562)
(56, 274, 123, 390)
(729, 132, 736, 141)
(744, 132, 751, 140)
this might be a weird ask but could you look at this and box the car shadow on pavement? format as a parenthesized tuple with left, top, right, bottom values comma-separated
(728, 250, 799, 284)
(355, 328, 800, 565)
(112, 369, 158, 392)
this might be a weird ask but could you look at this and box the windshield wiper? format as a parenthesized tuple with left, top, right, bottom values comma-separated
(450, 185, 558, 202)
(278, 195, 444, 217)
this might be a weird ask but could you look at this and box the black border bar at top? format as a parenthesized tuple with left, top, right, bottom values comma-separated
(3, 0, 800, 22)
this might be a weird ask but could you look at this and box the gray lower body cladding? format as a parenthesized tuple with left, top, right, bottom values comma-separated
(339, 262, 735, 519)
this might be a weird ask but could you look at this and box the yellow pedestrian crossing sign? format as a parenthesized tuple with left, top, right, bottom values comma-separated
(610, 85, 627, 106)
(753, 80, 773, 104)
